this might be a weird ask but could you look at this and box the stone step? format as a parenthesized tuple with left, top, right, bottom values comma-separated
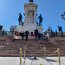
(0, 36, 65, 57)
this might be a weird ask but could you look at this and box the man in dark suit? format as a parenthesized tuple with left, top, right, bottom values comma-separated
(34, 28, 38, 41)
(20, 31, 24, 40)
(25, 30, 29, 41)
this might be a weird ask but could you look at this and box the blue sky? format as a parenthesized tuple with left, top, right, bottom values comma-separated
(0, 0, 65, 32)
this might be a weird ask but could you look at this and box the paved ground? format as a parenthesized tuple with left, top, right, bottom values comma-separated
(0, 57, 65, 65)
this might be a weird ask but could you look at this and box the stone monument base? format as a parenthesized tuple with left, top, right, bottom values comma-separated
(14, 24, 43, 39)
(15, 23, 43, 33)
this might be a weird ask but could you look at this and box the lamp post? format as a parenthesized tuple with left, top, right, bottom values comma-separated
(60, 12, 65, 36)
(57, 12, 65, 37)
(61, 12, 65, 20)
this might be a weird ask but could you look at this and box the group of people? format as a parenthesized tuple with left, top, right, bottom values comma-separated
(19, 28, 49, 41)
(20, 30, 29, 41)
(19, 28, 39, 41)
(34, 28, 49, 41)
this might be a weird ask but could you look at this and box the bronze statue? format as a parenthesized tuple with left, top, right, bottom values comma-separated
(38, 14, 43, 26)
(18, 13, 22, 25)
(29, 0, 33, 2)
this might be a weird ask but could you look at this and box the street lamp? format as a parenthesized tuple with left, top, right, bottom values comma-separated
(57, 13, 65, 37)
(61, 12, 65, 20)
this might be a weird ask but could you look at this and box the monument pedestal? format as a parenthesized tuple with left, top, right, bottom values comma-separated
(15, 23, 37, 33)
(37, 26, 43, 33)
(15, 24, 43, 33)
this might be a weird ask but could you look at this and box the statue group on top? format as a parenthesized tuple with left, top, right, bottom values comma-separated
(18, 13, 43, 26)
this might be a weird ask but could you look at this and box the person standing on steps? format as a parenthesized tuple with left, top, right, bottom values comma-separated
(20, 31, 24, 40)
(34, 28, 39, 41)
(25, 30, 29, 41)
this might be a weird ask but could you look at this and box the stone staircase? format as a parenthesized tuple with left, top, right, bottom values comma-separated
(26, 40, 58, 57)
(0, 36, 65, 57)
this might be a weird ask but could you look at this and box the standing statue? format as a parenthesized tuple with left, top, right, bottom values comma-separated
(29, 0, 33, 2)
(38, 14, 43, 26)
(18, 13, 23, 25)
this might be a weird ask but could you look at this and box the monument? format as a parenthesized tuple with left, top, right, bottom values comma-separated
(15, 0, 43, 34)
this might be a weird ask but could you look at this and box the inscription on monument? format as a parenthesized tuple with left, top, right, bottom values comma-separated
(27, 10, 34, 23)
